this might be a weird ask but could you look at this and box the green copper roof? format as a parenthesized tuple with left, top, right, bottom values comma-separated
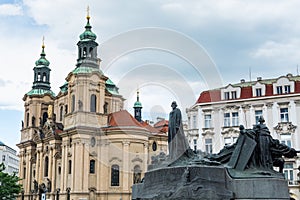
(79, 18, 97, 41)
(27, 89, 55, 97)
(106, 78, 115, 86)
(105, 79, 120, 95)
(106, 87, 120, 95)
(134, 101, 142, 108)
(72, 66, 102, 74)
(35, 46, 50, 66)
(59, 82, 68, 93)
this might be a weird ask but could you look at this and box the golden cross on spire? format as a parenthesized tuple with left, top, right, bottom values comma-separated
(87, 6, 90, 20)
(42, 36, 45, 48)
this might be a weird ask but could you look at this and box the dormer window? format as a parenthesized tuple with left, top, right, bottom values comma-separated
(277, 86, 283, 94)
(256, 88, 262, 97)
(231, 91, 237, 99)
(284, 85, 291, 94)
(224, 92, 230, 100)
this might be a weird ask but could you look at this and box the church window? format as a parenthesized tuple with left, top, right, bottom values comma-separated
(83, 47, 87, 57)
(23, 167, 26, 179)
(111, 165, 119, 186)
(37, 73, 41, 81)
(90, 94, 97, 112)
(42, 112, 48, 125)
(152, 141, 157, 151)
(90, 160, 95, 174)
(71, 95, 75, 112)
(89, 47, 93, 57)
(68, 160, 72, 174)
(133, 165, 141, 184)
(26, 112, 29, 127)
(42, 72, 46, 82)
(58, 166, 61, 175)
(44, 156, 49, 177)
(60, 106, 63, 121)
(65, 105, 68, 114)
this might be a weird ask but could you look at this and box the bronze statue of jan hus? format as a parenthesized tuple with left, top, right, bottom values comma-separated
(208, 116, 297, 172)
(168, 101, 190, 161)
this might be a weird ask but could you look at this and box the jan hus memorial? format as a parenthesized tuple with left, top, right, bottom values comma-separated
(132, 103, 297, 200)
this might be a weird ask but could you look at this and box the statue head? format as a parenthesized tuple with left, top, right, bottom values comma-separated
(171, 101, 177, 109)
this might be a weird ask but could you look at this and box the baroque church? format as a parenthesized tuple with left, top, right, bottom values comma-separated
(17, 12, 168, 200)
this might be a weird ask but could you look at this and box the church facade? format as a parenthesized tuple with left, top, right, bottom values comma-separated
(17, 13, 167, 200)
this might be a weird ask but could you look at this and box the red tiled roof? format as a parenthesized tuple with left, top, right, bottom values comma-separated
(140, 121, 159, 133)
(154, 119, 169, 133)
(265, 84, 273, 96)
(196, 90, 221, 103)
(240, 86, 252, 99)
(107, 110, 144, 127)
(295, 81, 300, 93)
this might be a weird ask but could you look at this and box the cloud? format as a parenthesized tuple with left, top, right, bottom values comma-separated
(0, 3, 23, 16)
(250, 39, 300, 63)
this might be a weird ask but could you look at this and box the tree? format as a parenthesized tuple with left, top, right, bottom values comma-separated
(0, 163, 23, 199)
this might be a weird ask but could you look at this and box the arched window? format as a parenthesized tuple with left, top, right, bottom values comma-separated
(133, 165, 141, 184)
(89, 47, 93, 57)
(83, 47, 87, 57)
(111, 165, 119, 186)
(37, 73, 41, 81)
(60, 106, 63, 121)
(44, 156, 49, 177)
(90, 94, 97, 112)
(42, 112, 48, 125)
(68, 160, 72, 174)
(90, 160, 95, 174)
(42, 73, 47, 82)
(26, 112, 29, 127)
(71, 95, 75, 112)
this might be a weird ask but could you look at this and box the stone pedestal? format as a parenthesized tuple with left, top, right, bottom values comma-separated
(132, 165, 290, 200)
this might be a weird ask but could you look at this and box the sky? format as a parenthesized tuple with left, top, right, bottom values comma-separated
(1, 0, 300, 149)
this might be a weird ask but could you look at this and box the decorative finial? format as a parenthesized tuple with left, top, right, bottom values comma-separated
(42, 36, 45, 49)
(87, 6, 90, 20)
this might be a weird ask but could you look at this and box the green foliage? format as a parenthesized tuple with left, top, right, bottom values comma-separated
(0, 163, 23, 199)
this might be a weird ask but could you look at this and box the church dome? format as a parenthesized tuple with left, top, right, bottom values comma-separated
(79, 16, 97, 41)
(134, 101, 142, 108)
(35, 45, 50, 66)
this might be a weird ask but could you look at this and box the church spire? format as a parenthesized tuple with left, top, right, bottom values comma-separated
(76, 7, 99, 69)
(27, 38, 54, 97)
(133, 89, 143, 122)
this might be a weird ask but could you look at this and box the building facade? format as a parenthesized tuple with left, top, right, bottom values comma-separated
(186, 74, 300, 199)
(17, 13, 167, 200)
(0, 141, 19, 175)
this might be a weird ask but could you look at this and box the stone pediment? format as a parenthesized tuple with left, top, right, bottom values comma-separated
(274, 122, 297, 134)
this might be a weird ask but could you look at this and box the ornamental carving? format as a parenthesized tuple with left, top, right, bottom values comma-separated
(132, 157, 143, 163)
(202, 130, 215, 136)
(274, 122, 297, 134)
(221, 127, 239, 135)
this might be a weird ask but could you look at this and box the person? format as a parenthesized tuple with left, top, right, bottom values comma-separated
(168, 101, 190, 160)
